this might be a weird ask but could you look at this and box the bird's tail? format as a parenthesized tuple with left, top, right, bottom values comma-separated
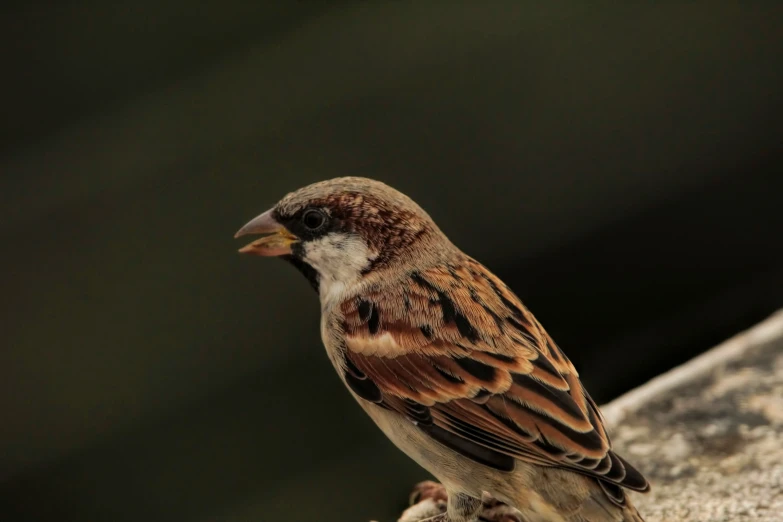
(619, 501, 645, 522)
(583, 491, 645, 522)
(560, 481, 646, 522)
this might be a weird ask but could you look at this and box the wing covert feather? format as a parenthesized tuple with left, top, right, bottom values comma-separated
(339, 258, 649, 500)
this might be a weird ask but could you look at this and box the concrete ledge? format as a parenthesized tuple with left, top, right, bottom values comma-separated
(390, 310, 783, 521)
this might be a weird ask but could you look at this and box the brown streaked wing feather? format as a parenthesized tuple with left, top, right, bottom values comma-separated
(340, 259, 649, 498)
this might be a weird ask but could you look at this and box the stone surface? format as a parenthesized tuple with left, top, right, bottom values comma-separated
(605, 311, 783, 522)
(389, 310, 783, 522)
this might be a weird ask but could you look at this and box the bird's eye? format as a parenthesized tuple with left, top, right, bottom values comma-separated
(302, 209, 326, 231)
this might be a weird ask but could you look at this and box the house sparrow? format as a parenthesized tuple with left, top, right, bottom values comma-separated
(235, 177, 649, 522)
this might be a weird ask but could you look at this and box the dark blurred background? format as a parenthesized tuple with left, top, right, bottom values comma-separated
(1, 2, 782, 521)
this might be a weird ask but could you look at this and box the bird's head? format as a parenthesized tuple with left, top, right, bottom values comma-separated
(235, 177, 455, 301)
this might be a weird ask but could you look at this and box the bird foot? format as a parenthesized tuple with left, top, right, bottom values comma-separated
(398, 481, 447, 522)
(478, 495, 523, 522)
(396, 481, 522, 522)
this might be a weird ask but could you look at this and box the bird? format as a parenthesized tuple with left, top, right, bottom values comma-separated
(235, 177, 649, 522)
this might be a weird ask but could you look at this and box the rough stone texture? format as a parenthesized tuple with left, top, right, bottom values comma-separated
(389, 310, 783, 522)
(605, 311, 783, 522)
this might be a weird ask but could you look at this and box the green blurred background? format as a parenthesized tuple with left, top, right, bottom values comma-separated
(1, 2, 782, 521)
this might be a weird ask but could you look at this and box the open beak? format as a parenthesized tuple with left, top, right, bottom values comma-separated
(234, 209, 299, 256)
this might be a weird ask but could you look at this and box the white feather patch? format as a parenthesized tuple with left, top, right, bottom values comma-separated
(346, 331, 407, 357)
(301, 233, 375, 308)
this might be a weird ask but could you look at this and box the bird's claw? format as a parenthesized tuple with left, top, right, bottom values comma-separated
(479, 494, 523, 522)
(399, 481, 447, 522)
(397, 481, 522, 522)
(409, 481, 449, 506)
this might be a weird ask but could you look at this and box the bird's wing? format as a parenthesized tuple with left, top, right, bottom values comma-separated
(339, 258, 648, 501)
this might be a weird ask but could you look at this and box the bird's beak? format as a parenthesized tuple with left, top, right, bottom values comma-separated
(234, 209, 299, 257)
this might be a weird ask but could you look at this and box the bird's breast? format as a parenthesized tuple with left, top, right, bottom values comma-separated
(320, 310, 351, 378)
